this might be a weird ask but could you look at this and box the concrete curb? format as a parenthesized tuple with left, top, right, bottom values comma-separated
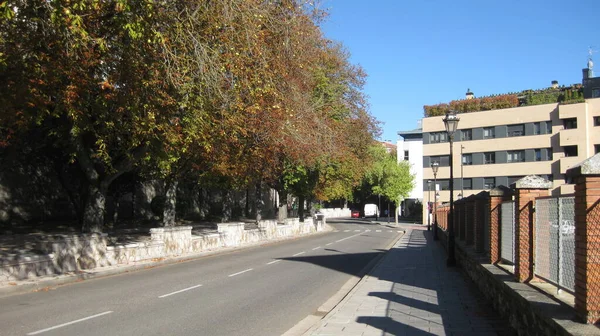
(283, 230, 406, 336)
(0, 223, 335, 299)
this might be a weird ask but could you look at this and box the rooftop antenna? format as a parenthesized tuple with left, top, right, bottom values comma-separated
(588, 46, 597, 73)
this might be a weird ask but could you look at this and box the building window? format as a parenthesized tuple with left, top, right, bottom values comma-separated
(547, 122, 552, 134)
(507, 150, 525, 163)
(593, 88, 600, 98)
(563, 118, 577, 129)
(595, 144, 600, 154)
(484, 177, 495, 189)
(484, 152, 495, 164)
(437, 179, 450, 191)
(462, 153, 472, 165)
(564, 145, 578, 157)
(430, 132, 447, 143)
(483, 127, 495, 139)
(507, 124, 525, 137)
(534, 122, 541, 135)
(463, 178, 472, 190)
(594, 116, 600, 126)
(404, 150, 409, 161)
(534, 149, 542, 161)
(461, 129, 472, 141)
(547, 147, 553, 160)
(430, 155, 450, 167)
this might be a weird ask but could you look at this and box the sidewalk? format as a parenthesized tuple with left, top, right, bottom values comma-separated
(306, 225, 516, 336)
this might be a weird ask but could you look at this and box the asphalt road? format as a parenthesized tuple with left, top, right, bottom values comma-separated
(0, 219, 403, 336)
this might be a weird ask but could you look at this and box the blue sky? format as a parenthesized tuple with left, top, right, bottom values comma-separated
(320, 0, 600, 142)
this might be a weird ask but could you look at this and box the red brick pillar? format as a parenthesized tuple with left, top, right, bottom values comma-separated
(473, 195, 485, 252)
(489, 187, 512, 264)
(567, 154, 600, 324)
(465, 198, 475, 245)
(512, 176, 551, 283)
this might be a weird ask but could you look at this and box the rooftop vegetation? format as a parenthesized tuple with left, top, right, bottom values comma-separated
(424, 85, 585, 117)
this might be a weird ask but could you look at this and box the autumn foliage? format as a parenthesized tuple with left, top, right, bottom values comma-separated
(0, 0, 380, 231)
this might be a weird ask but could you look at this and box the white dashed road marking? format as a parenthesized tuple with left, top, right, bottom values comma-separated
(312, 247, 321, 250)
(27, 311, 113, 335)
(267, 260, 281, 265)
(229, 268, 253, 277)
(292, 252, 305, 256)
(376, 230, 382, 232)
(158, 284, 203, 298)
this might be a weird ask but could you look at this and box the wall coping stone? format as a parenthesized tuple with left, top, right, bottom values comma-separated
(567, 153, 600, 177)
(149, 226, 192, 233)
(511, 175, 552, 189)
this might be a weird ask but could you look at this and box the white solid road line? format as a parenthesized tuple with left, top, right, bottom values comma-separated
(229, 268, 253, 277)
(376, 230, 381, 232)
(312, 246, 321, 250)
(292, 251, 306, 256)
(267, 260, 281, 265)
(158, 284, 203, 298)
(27, 311, 113, 335)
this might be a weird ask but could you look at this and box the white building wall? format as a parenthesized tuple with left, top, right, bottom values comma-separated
(397, 136, 423, 200)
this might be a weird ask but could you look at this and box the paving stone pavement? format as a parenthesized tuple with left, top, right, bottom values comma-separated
(308, 225, 516, 336)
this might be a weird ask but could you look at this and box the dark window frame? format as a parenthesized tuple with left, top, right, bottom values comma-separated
(594, 116, 600, 127)
(507, 124, 525, 137)
(564, 145, 578, 157)
(534, 122, 541, 135)
(563, 118, 577, 130)
(483, 127, 495, 139)
(534, 149, 542, 161)
(507, 150, 525, 163)
(484, 152, 496, 164)
(462, 153, 473, 165)
(463, 178, 473, 190)
(461, 129, 473, 141)
(404, 150, 409, 161)
(484, 177, 496, 189)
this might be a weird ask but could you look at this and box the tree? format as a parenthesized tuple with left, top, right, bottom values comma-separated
(0, 1, 182, 232)
(363, 145, 414, 223)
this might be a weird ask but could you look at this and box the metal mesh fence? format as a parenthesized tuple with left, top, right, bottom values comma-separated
(534, 196, 575, 292)
(588, 194, 600, 320)
(500, 201, 515, 264)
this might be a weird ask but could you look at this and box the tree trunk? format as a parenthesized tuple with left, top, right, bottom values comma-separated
(255, 181, 263, 221)
(245, 188, 250, 218)
(163, 180, 177, 226)
(222, 189, 232, 222)
(82, 184, 106, 233)
(298, 195, 305, 222)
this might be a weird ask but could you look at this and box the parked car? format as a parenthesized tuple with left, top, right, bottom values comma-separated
(351, 210, 360, 218)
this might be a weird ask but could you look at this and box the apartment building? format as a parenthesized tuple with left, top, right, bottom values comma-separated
(422, 70, 600, 210)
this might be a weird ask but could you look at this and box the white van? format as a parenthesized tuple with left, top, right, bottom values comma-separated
(364, 204, 379, 218)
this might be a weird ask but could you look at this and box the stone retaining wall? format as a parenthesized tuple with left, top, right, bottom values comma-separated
(0, 216, 327, 282)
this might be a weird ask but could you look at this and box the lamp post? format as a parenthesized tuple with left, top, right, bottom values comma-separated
(427, 180, 432, 230)
(431, 161, 439, 240)
(443, 111, 460, 267)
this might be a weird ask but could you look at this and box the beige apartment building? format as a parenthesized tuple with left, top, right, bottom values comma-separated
(422, 97, 600, 208)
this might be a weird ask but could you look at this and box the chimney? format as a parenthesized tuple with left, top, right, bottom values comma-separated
(551, 80, 558, 89)
(465, 88, 474, 100)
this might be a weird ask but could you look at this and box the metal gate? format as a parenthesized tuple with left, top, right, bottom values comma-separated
(535, 197, 575, 292)
(500, 201, 515, 264)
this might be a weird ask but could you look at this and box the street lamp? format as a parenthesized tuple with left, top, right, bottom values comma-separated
(443, 111, 460, 267)
(427, 180, 432, 231)
(431, 161, 439, 240)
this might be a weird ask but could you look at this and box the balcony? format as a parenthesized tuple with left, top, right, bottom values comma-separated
(558, 128, 581, 147)
(560, 156, 582, 174)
